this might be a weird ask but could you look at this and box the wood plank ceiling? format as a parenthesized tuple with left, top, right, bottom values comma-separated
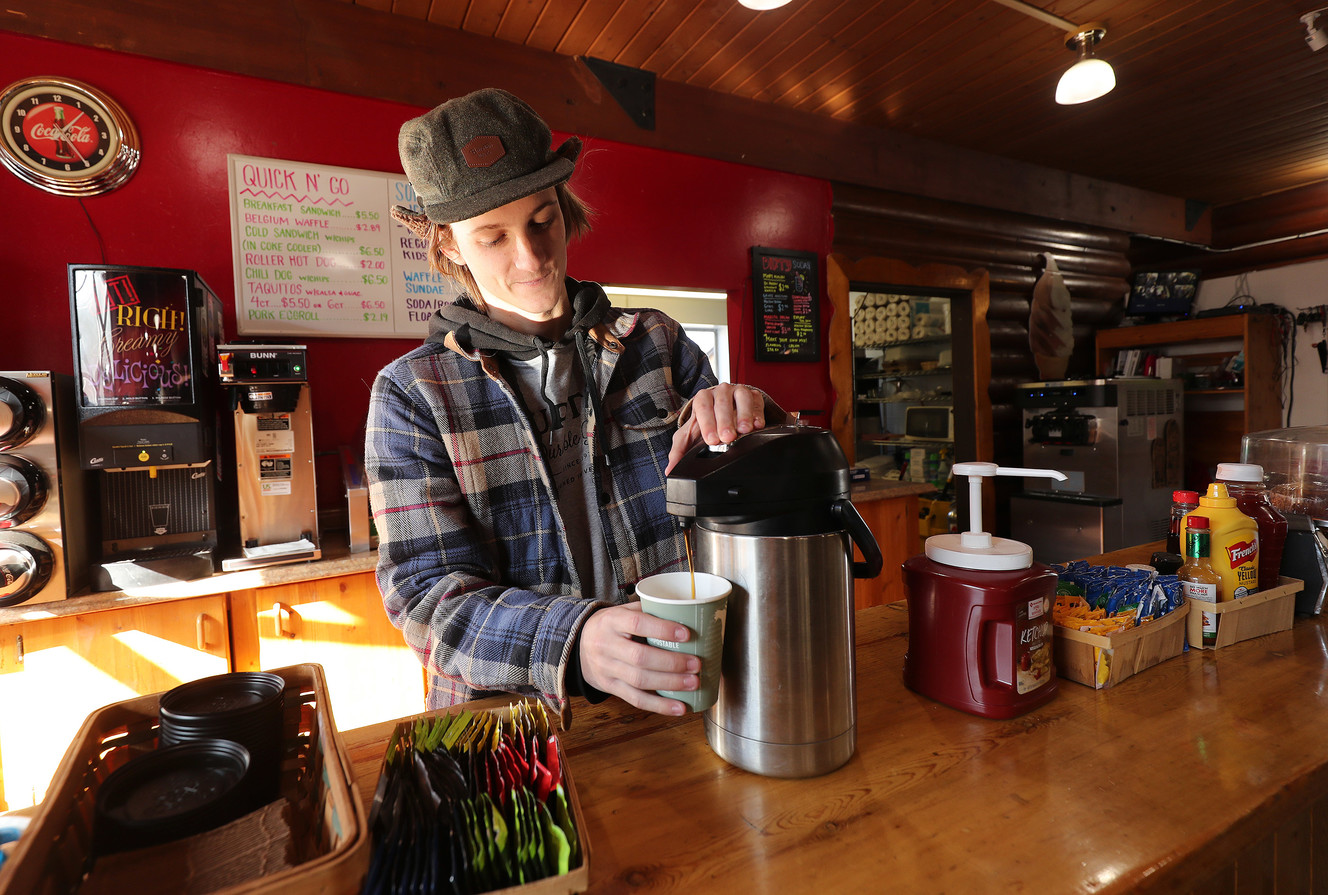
(349, 0, 1328, 210)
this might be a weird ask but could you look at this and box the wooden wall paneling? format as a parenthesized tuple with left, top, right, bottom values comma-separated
(1271, 803, 1313, 894)
(851, 495, 920, 610)
(1233, 832, 1278, 895)
(0, 597, 231, 809)
(1132, 228, 1328, 280)
(832, 184, 1137, 253)
(0, 0, 1203, 243)
(237, 572, 426, 731)
(1214, 181, 1328, 249)
(1315, 794, 1328, 893)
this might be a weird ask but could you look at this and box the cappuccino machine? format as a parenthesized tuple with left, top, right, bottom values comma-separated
(68, 265, 225, 590)
(217, 344, 320, 571)
(1010, 378, 1184, 564)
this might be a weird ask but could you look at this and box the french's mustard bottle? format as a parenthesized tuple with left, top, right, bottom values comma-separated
(1183, 483, 1258, 600)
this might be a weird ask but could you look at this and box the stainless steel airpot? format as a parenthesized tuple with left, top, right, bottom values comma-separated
(666, 424, 882, 777)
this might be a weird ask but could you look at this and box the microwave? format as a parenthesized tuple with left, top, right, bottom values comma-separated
(905, 405, 954, 441)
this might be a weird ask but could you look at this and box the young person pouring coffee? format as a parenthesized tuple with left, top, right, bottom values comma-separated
(366, 88, 789, 725)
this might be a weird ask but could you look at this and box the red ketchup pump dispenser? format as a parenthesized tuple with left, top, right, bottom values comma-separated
(903, 462, 1066, 719)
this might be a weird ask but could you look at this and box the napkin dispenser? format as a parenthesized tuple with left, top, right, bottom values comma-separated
(340, 445, 374, 554)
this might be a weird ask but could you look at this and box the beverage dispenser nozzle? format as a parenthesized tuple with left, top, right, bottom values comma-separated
(931, 462, 1067, 571)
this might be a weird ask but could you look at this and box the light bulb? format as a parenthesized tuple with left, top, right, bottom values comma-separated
(1056, 57, 1116, 105)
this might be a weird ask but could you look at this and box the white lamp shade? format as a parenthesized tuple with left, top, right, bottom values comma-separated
(1056, 57, 1116, 105)
(739, 0, 792, 8)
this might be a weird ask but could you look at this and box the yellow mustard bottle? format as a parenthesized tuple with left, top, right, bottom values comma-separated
(1183, 483, 1259, 600)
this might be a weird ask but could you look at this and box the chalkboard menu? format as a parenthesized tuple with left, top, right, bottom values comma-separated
(228, 154, 459, 339)
(751, 246, 820, 362)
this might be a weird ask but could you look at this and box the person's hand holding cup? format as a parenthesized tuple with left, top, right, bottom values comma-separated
(635, 571, 731, 712)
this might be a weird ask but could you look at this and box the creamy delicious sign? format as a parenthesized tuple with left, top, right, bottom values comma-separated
(70, 268, 194, 406)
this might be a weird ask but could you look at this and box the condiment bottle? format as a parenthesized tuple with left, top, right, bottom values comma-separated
(1215, 462, 1288, 592)
(902, 462, 1066, 719)
(1166, 489, 1200, 557)
(1184, 483, 1259, 600)
(1178, 514, 1223, 646)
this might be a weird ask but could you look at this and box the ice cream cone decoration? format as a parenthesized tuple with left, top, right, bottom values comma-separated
(1029, 253, 1074, 381)
(1034, 353, 1069, 381)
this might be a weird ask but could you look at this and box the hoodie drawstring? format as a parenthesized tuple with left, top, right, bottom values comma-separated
(535, 339, 560, 446)
(575, 332, 610, 468)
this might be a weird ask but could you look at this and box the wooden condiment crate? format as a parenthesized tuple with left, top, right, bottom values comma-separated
(0, 663, 368, 895)
(366, 698, 591, 895)
(1185, 577, 1303, 650)
(1055, 602, 1190, 689)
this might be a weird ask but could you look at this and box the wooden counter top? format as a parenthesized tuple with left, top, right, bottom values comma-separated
(849, 477, 936, 502)
(2, 480, 923, 626)
(0, 538, 378, 624)
(343, 599, 1328, 893)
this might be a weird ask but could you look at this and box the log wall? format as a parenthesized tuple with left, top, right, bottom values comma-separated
(831, 184, 1133, 531)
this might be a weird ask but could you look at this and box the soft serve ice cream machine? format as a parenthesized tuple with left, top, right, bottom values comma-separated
(1010, 378, 1183, 564)
(218, 344, 320, 571)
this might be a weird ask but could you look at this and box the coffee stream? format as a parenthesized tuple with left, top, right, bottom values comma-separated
(684, 528, 696, 600)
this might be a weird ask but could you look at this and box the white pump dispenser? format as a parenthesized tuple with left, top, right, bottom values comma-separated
(926, 462, 1067, 571)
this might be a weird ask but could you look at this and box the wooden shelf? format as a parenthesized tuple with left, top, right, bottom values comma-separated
(1094, 313, 1283, 492)
(855, 365, 953, 380)
(859, 437, 954, 447)
(854, 334, 951, 349)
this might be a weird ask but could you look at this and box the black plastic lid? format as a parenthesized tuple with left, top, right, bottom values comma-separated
(94, 739, 252, 853)
(665, 425, 849, 523)
(159, 671, 284, 724)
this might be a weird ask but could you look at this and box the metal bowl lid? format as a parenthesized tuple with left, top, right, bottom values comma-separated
(0, 532, 54, 607)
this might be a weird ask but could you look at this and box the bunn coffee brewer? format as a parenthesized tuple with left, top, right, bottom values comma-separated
(217, 344, 320, 571)
(666, 424, 882, 778)
(68, 265, 225, 590)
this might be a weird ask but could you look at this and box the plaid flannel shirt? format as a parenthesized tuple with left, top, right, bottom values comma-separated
(366, 301, 718, 723)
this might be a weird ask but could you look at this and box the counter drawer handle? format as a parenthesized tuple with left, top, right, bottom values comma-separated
(0, 634, 25, 674)
(196, 613, 216, 651)
(272, 602, 297, 639)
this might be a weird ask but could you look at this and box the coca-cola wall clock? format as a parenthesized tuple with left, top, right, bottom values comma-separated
(0, 76, 140, 196)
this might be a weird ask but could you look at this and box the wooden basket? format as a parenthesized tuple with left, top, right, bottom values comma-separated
(1055, 603, 1189, 689)
(1186, 577, 1303, 650)
(366, 698, 590, 895)
(0, 663, 368, 895)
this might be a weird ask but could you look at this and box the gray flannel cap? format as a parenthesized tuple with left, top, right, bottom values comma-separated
(395, 88, 581, 227)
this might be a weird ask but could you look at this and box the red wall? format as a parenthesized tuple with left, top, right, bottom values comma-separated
(1, 33, 834, 510)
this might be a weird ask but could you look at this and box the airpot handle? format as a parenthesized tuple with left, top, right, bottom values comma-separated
(832, 498, 883, 579)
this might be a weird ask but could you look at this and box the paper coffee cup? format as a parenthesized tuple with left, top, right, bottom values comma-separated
(636, 572, 731, 712)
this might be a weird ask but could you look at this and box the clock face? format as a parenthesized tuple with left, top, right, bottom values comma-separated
(0, 77, 139, 196)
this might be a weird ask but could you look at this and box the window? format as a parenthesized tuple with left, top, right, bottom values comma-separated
(602, 286, 730, 381)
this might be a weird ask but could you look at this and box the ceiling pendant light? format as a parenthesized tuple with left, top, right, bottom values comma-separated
(1056, 24, 1116, 105)
(738, 0, 792, 9)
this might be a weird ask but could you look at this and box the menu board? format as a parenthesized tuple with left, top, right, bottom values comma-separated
(228, 154, 459, 338)
(751, 246, 820, 362)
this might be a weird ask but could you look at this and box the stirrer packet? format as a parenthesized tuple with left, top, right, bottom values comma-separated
(364, 700, 584, 895)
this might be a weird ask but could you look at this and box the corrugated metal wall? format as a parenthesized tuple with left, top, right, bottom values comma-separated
(832, 183, 1132, 531)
